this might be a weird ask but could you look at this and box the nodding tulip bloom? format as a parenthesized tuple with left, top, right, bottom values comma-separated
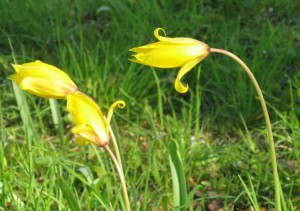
(10, 60, 78, 99)
(130, 28, 210, 93)
(67, 91, 125, 147)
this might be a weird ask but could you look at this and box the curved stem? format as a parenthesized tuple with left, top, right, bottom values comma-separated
(210, 48, 281, 210)
(104, 145, 131, 211)
(109, 126, 124, 173)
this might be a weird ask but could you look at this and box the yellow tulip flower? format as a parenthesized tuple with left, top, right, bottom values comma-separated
(130, 28, 210, 93)
(10, 60, 78, 99)
(67, 91, 125, 147)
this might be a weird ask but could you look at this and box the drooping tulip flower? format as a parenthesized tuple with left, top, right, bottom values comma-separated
(10, 60, 78, 99)
(130, 28, 210, 93)
(67, 91, 125, 147)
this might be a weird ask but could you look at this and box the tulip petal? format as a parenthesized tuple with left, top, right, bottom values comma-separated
(12, 61, 75, 84)
(71, 124, 102, 145)
(130, 28, 209, 68)
(130, 42, 166, 53)
(131, 44, 205, 68)
(19, 76, 75, 99)
(71, 124, 91, 134)
(10, 61, 78, 99)
(74, 136, 90, 146)
(175, 58, 202, 93)
(9, 74, 22, 85)
(67, 91, 104, 126)
(67, 91, 109, 146)
(154, 28, 204, 45)
(130, 28, 210, 93)
(106, 100, 126, 132)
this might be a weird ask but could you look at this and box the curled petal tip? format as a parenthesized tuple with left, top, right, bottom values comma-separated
(154, 28, 166, 40)
(116, 100, 126, 109)
(106, 100, 126, 129)
(175, 79, 189, 93)
(174, 58, 202, 94)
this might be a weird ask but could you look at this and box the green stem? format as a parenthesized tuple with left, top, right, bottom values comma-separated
(109, 126, 124, 173)
(104, 145, 131, 211)
(210, 48, 281, 210)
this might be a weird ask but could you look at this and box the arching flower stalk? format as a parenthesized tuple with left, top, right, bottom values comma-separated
(130, 28, 281, 210)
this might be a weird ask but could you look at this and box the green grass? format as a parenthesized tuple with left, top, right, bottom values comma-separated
(1, 0, 300, 210)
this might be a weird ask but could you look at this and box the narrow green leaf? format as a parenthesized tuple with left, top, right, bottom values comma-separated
(57, 177, 80, 211)
(238, 174, 260, 210)
(55, 159, 110, 210)
(279, 182, 288, 211)
(8, 38, 35, 138)
(169, 140, 187, 211)
(151, 68, 164, 128)
(49, 99, 64, 147)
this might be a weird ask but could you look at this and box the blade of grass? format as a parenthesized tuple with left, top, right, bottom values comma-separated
(57, 177, 80, 211)
(25, 124, 35, 209)
(169, 140, 187, 211)
(9, 38, 36, 208)
(0, 98, 7, 208)
(8, 38, 35, 138)
(54, 158, 110, 210)
(151, 68, 164, 128)
(49, 99, 64, 148)
(238, 174, 260, 210)
(194, 66, 202, 139)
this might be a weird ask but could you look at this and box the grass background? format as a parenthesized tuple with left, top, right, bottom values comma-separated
(1, 0, 300, 210)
